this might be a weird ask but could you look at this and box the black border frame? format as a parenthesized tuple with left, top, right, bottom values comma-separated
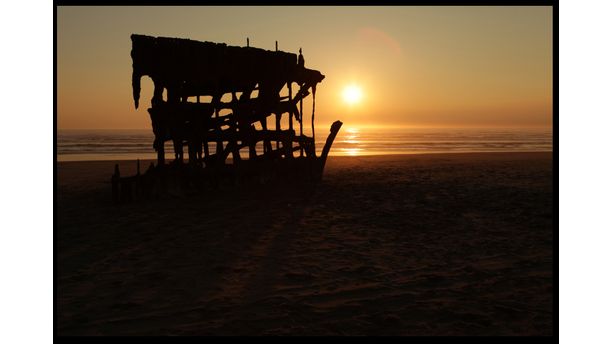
(54, 1, 558, 342)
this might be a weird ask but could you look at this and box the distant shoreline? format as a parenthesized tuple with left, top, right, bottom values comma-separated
(57, 127, 552, 162)
(56, 150, 553, 163)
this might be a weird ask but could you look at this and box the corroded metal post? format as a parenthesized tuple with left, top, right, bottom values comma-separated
(319, 120, 343, 179)
(311, 85, 316, 151)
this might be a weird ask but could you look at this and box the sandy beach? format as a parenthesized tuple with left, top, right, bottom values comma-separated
(57, 152, 553, 335)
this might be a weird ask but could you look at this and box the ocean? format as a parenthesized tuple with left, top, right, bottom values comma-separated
(57, 127, 552, 162)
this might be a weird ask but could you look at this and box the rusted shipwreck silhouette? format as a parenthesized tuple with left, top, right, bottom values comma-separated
(112, 34, 343, 202)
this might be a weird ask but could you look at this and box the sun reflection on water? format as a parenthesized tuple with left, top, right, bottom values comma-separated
(341, 148, 364, 156)
(339, 127, 362, 155)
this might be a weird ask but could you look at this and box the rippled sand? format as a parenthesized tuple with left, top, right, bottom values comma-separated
(57, 152, 553, 335)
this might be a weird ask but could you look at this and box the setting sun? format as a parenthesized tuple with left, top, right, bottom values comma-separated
(342, 85, 363, 105)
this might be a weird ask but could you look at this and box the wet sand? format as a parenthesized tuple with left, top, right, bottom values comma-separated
(57, 152, 553, 335)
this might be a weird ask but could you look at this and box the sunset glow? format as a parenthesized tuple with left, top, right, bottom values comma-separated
(342, 85, 363, 105)
(58, 6, 552, 129)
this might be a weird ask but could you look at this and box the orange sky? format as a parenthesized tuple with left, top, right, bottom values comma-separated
(57, 6, 552, 129)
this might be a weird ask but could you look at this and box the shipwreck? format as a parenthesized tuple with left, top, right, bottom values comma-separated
(112, 34, 343, 202)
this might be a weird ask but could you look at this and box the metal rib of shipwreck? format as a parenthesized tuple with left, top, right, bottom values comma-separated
(112, 34, 343, 202)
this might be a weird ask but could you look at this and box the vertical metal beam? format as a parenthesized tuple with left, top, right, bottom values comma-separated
(276, 114, 281, 149)
(157, 145, 165, 166)
(298, 83, 304, 157)
(203, 134, 209, 159)
(288, 83, 294, 157)
(311, 85, 316, 153)
(214, 95, 223, 156)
